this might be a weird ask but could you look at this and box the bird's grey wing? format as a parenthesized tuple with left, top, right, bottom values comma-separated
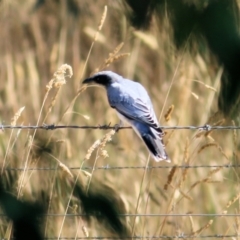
(110, 97, 162, 133)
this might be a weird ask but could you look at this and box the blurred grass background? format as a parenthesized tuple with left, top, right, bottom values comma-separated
(0, 0, 240, 239)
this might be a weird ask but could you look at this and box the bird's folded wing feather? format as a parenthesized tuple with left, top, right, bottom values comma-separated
(110, 97, 161, 131)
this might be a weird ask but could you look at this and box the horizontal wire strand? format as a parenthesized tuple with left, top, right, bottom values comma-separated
(0, 124, 240, 131)
(0, 213, 236, 217)
(3, 163, 239, 171)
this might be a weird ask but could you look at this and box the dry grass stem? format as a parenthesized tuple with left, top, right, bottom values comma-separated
(190, 219, 213, 236)
(191, 92, 199, 100)
(155, 49, 188, 234)
(2, 107, 25, 173)
(82, 226, 89, 237)
(183, 139, 190, 162)
(212, 118, 225, 127)
(45, 79, 54, 92)
(60, 85, 88, 124)
(205, 180, 221, 183)
(133, 31, 158, 50)
(189, 177, 210, 192)
(159, 37, 187, 120)
(17, 134, 34, 198)
(179, 189, 193, 201)
(81, 170, 92, 178)
(207, 166, 223, 178)
(46, 152, 73, 178)
(157, 188, 179, 236)
(197, 141, 229, 161)
(225, 193, 240, 210)
(43, 64, 72, 123)
(93, 42, 130, 73)
(216, 144, 229, 161)
(84, 26, 106, 43)
(59, 162, 74, 179)
(178, 138, 190, 188)
(86, 130, 115, 193)
(195, 130, 208, 138)
(193, 80, 217, 92)
(102, 52, 130, 69)
(188, 215, 195, 233)
(164, 129, 175, 146)
(131, 156, 151, 238)
(80, 5, 108, 80)
(232, 120, 237, 159)
(197, 143, 218, 154)
(234, 209, 240, 234)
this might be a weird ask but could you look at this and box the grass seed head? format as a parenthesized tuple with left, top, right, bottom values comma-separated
(164, 104, 174, 122)
(53, 64, 73, 88)
(84, 139, 101, 161)
(164, 165, 178, 190)
(11, 106, 25, 126)
(59, 162, 73, 178)
(98, 5, 107, 31)
(99, 130, 115, 150)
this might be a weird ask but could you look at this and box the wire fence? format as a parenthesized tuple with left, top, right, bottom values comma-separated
(2, 123, 240, 172)
(1, 123, 240, 239)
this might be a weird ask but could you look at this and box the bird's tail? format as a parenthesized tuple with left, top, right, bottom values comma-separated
(141, 128, 170, 162)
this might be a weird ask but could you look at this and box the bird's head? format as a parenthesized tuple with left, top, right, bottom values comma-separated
(82, 71, 121, 87)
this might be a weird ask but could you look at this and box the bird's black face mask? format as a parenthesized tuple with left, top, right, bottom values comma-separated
(83, 74, 112, 86)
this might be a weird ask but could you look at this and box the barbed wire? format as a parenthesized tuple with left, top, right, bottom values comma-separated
(0, 124, 240, 131)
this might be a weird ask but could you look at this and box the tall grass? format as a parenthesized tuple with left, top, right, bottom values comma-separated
(0, 0, 239, 239)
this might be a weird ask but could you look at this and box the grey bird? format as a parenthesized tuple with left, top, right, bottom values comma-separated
(83, 71, 170, 162)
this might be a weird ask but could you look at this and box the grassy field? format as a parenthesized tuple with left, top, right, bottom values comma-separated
(0, 0, 240, 239)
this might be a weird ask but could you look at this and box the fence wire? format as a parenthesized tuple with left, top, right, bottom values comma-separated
(0, 124, 240, 131)
(0, 213, 238, 217)
(3, 163, 240, 171)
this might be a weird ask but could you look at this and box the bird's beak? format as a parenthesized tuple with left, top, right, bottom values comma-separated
(82, 77, 94, 85)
